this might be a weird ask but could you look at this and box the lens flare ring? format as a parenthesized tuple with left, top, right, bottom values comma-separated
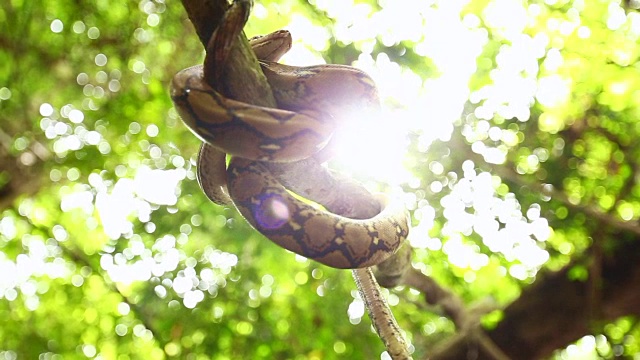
(252, 193, 290, 230)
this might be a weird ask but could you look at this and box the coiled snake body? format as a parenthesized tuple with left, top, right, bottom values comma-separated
(170, 2, 412, 357)
(170, 18, 409, 269)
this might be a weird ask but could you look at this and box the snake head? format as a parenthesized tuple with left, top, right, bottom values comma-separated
(321, 68, 381, 124)
(250, 30, 293, 62)
(306, 64, 381, 120)
(260, 61, 381, 124)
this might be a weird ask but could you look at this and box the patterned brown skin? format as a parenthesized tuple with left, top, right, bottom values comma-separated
(196, 144, 231, 205)
(171, 29, 409, 268)
(170, 59, 379, 162)
(171, 66, 331, 163)
(193, 30, 295, 206)
(227, 158, 410, 269)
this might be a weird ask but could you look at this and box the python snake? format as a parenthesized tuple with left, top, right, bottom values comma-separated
(170, 4, 409, 270)
(170, 1, 412, 357)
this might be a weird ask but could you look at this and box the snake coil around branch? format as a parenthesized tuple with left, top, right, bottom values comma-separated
(172, 0, 412, 358)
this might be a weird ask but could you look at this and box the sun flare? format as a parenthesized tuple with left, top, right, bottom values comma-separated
(328, 108, 411, 186)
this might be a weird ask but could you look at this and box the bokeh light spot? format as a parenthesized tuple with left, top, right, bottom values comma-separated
(50, 19, 63, 33)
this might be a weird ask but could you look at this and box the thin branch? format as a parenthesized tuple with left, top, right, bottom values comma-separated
(404, 269, 467, 328)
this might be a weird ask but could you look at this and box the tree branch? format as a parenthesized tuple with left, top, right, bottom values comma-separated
(180, 0, 275, 105)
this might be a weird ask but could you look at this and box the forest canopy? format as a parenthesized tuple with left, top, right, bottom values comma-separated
(1, 0, 640, 359)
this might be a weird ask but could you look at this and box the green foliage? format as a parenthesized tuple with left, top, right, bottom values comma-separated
(2, 0, 640, 359)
